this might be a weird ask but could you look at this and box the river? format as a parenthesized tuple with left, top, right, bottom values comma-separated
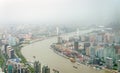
(21, 30, 111, 73)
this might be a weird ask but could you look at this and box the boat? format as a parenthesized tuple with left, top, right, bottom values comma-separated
(69, 58, 76, 63)
(53, 69, 59, 73)
(73, 66, 78, 69)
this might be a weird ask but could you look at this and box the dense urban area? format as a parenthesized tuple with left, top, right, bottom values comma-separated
(0, 24, 120, 73)
(0, 0, 120, 73)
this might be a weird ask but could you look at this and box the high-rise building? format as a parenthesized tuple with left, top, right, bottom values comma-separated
(106, 57, 113, 69)
(84, 35, 90, 42)
(42, 65, 50, 73)
(116, 54, 120, 61)
(81, 36, 85, 42)
(58, 36, 62, 44)
(9, 49, 14, 59)
(84, 43, 90, 55)
(7, 61, 13, 73)
(4, 44, 9, 53)
(8, 35, 16, 46)
(114, 35, 120, 44)
(17, 64, 21, 73)
(6, 46, 15, 59)
(79, 36, 81, 41)
(104, 45, 116, 62)
(34, 61, 41, 73)
(8, 64, 13, 73)
(93, 58, 100, 65)
(96, 48, 104, 59)
(118, 60, 120, 72)
(74, 41, 78, 50)
(89, 47, 96, 59)
(13, 64, 17, 73)
(96, 35, 103, 43)
(21, 67, 29, 73)
(7, 46, 11, 54)
(85, 47, 90, 56)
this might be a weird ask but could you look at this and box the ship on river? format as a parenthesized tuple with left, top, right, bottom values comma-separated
(69, 58, 76, 63)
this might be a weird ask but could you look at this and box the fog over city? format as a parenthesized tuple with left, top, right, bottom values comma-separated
(1, 1, 120, 73)
(0, 0, 120, 26)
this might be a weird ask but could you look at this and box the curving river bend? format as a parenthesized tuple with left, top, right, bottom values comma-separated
(21, 37, 111, 73)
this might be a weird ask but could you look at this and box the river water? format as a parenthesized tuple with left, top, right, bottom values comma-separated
(21, 36, 111, 73)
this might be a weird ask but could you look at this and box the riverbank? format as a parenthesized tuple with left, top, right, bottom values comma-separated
(50, 45, 118, 73)
(50, 44, 115, 73)
(21, 36, 113, 73)
(49, 31, 119, 73)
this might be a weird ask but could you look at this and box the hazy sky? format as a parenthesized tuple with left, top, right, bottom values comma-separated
(0, 0, 120, 26)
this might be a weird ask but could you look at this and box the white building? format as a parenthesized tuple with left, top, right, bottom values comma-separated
(106, 57, 113, 69)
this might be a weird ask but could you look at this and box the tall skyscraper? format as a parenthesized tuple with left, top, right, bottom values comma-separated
(7, 61, 13, 73)
(42, 65, 50, 73)
(90, 47, 96, 59)
(4, 44, 9, 53)
(9, 49, 14, 59)
(34, 61, 41, 73)
(84, 43, 90, 55)
(74, 41, 78, 50)
(17, 64, 21, 73)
